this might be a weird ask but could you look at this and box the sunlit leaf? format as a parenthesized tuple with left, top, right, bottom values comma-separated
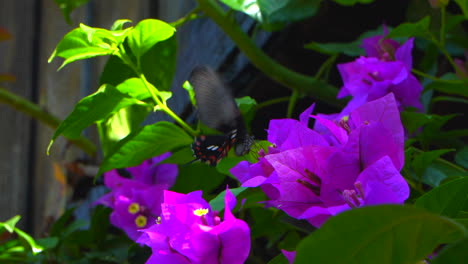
(127, 19, 175, 59)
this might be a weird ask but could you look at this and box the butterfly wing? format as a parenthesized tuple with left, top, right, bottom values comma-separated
(189, 66, 240, 134)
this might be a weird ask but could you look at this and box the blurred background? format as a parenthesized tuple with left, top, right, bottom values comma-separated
(0, 0, 415, 236)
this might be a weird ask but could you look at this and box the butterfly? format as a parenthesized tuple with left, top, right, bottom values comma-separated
(189, 66, 253, 166)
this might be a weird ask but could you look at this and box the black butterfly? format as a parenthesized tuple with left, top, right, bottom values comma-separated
(189, 66, 253, 166)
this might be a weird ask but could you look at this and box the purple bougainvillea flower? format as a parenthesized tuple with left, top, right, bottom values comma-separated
(95, 153, 178, 241)
(138, 189, 251, 264)
(230, 94, 409, 227)
(281, 250, 296, 264)
(337, 37, 423, 112)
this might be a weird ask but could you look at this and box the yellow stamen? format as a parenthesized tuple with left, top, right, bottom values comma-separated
(135, 215, 147, 227)
(128, 203, 140, 214)
(193, 208, 209, 216)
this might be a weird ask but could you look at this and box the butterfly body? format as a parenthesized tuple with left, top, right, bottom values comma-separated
(189, 66, 253, 165)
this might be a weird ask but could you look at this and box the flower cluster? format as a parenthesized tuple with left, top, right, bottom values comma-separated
(138, 189, 251, 264)
(96, 153, 178, 241)
(96, 154, 250, 263)
(230, 33, 417, 229)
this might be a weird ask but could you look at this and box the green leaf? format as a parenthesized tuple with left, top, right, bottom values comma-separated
(116, 78, 152, 100)
(387, 16, 432, 40)
(415, 177, 468, 218)
(183, 80, 196, 106)
(295, 205, 466, 264)
(36, 237, 59, 249)
(305, 42, 363, 56)
(220, 0, 322, 31)
(412, 149, 454, 178)
(0, 215, 21, 232)
(100, 35, 177, 92)
(172, 162, 227, 196)
(426, 80, 468, 98)
(209, 187, 247, 211)
(332, 0, 374, 5)
(127, 19, 175, 59)
(455, 147, 468, 169)
(98, 121, 192, 174)
(454, 0, 468, 19)
(237, 96, 257, 125)
(49, 25, 118, 69)
(432, 236, 468, 264)
(110, 19, 132, 31)
(267, 254, 289, 264)
(48, 84, 147, 153)
(401, 111, 433, 135)
(14, 228, 44, 254)
(98, 104, 150, 156)
(53, 0, 89, 25)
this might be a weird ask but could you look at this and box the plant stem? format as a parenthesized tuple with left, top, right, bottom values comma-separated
(196, 0, 341, 107)
(117, 48, 197, 137)
(287, 90, 299, 118)
(0, 87, 96, 156)
(256, 96, 290, 109)
(439, 6, 446, 48)
(170, 7, 201, 28)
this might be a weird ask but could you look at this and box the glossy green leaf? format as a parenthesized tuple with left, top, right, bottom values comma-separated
(415, 177, 468, 218)
(100, 36, 176, 92)
(387, 16, 432, 40)
(49, 25, 118, 69)
(209, 187, 247, 211)
(97, 104, 150, 156)
(98, 121, 192, 174)
(432, 236, 468, 264)
(116, 78, 152, 100)
(295, 205, 466, 264)
(127, 19, 175, 59)
(332, 0, 374, 5)
(48, 84, 147, 153)
(455, 147, 468, 169)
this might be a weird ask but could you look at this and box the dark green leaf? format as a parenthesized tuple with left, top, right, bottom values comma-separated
(48, 84, 147, 153)
(220, 0, 322, 31)
(454, 0, 468, 19)
(209, 187, 247, 211)
(455, 147, 468, 169)
(36, 237, 59, 249)
(401, 111, 432, 134)
(172, 162, 227, 196)
(415, 177, 468, 218)
(426, 80, 468, 98)
(305, 42, 363, 56)
(267, 254, 289, 264)
(332, 0, 375, 5)
(127, 19, 175, 59)
(387, 16, 432, 39)
(295, 205, 466, 264)
(432, 236, 468, 264)
(99, 121, 192, 174)
(412, 149, 454, 178)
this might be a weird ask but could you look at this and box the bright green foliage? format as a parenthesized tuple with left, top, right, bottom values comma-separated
(295, 205, 467, 264)
(98, 121, 192, 174)
(127, 19, 175, 60)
